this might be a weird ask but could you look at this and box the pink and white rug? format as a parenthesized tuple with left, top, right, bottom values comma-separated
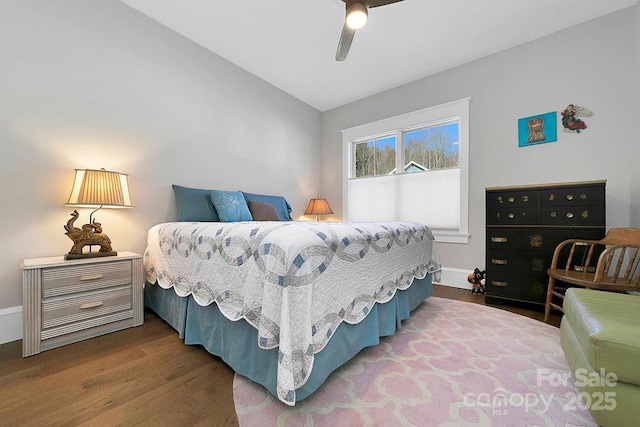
(233, 297, 596, 426)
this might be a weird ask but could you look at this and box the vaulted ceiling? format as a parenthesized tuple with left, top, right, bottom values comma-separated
(119, 0, 638, 111)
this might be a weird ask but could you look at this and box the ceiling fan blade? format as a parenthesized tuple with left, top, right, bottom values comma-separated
(368, 0, 403, 8)
(335, 24, 356, 61)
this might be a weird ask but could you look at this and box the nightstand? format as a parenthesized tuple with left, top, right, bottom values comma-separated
(21, 251, 143, 357)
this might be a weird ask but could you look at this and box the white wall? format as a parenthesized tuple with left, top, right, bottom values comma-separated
(322, 7, 638, 282)
(0, 0, 322, 311)
(633, 3, 640, 228)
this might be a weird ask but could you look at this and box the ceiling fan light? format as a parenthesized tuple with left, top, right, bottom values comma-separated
(346, 2, 368, 29)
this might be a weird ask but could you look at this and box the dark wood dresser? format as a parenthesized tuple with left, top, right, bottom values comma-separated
(485, 180, 606, 306)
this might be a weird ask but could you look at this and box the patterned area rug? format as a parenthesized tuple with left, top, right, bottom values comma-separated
(233, 297, 596, 426)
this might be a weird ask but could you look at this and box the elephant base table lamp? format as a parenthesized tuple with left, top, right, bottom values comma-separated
(63, 168, 133, 260)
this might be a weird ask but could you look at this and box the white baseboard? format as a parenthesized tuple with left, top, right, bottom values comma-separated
(433, 266, 473, 290)
(0, 305, 22, 345)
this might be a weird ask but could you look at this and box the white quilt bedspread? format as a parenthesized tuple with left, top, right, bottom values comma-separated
(144, 221, 440, 405)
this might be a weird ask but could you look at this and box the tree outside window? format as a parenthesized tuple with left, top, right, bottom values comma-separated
(354, 135, 396, 178)
(404, 122, 459, 172)
(354, 122, 459, 178)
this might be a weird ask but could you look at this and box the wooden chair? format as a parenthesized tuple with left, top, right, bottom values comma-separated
(544, 228, 640, 323)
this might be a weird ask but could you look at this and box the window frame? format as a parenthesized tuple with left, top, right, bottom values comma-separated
(342, 98, 470, 244)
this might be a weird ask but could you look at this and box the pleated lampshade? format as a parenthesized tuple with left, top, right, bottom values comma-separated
(65, 168, 133, 208)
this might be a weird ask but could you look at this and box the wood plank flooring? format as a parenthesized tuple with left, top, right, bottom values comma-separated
(0, 285, 560, 426)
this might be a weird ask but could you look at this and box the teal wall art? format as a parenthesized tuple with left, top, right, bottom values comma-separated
(518, 111, 557, 147)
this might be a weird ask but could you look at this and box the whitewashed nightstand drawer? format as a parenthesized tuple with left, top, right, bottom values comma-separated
(42, 260, 132, 297)
(22, 252, 143, 357)
(42, 284, 132, 330)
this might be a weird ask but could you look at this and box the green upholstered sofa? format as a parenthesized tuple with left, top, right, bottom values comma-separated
(561, 288, 640, 427)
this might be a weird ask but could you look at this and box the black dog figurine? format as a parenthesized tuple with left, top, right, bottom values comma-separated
(467, 268, 486, 295)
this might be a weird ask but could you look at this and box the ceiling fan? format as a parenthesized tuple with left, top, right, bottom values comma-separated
(335, 0, 404, 61)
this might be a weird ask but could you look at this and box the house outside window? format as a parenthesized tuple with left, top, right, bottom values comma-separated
(342, 98, 470, 243)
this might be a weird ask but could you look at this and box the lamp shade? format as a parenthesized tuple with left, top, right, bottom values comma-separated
(304, 198, 334, 216)
(65, 168, 133, 208)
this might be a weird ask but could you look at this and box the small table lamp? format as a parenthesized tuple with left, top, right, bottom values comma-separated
(63, 168, 133, 259)
(304, 197, 334, 221)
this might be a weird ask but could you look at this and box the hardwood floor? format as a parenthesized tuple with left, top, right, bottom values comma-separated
(0, 285, 561, 426)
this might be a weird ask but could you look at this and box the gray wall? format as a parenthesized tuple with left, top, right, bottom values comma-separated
(322, 7, 638, 277)
(0, 0, 321, 310)
(633, 3, 640, 228)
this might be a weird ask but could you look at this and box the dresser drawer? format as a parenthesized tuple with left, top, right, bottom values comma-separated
(487, 250, 548, 274)
(487, 228, 550, 252)
(485, 272, 547, 304)
(539, 206, 605, 226)
(42, 284, 132, 330)
(539, 185, 605, 207)
(486, 190, 538, 208)
(486, 207, 538, 225)
(487, 227, 605, 253)
(42, 260, 132, 297)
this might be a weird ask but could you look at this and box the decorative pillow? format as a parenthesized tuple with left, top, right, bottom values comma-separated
(172, 185, 220, 222)
(209, 190, 253, 222)
(248, 201, 280, 221)
(242, 192, 293, 221)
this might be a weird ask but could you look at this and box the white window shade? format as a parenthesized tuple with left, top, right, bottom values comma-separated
(348, 168, 460, 230)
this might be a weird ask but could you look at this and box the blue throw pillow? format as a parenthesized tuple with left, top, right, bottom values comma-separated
(242, 192, 293, 221)
(209, 190, 253, 222)
(172, 185, 220, 222)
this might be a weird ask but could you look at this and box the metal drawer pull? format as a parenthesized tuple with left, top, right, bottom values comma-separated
(492, 280, 508, 287)
(508, 197, 515, 203)
(491, 237, 508, 243)
(580, 193, 587, 199)
(566, 212, 574, 219)
(566, 194, 574, 201)
(491, 259, 508, 265)
(508, 213, 515, 219)
(80, 301, 104, 309)
(80, 274, 104, 281)
(582, 210, 589, 218)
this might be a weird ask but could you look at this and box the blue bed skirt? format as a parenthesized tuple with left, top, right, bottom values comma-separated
(145, 276, 433, 402)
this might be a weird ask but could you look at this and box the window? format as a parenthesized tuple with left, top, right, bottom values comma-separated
(404, 122, 459, 172)
(354, 135, 396, 177)
(342, 98, 470, 243)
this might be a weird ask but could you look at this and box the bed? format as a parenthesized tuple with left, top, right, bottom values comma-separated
(143, 192, 440, 405)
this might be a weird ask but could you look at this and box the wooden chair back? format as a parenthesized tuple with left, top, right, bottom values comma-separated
(545, 228, 640, 323)
(550, 228, 640, 291)
(600, 228, 640, 246)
